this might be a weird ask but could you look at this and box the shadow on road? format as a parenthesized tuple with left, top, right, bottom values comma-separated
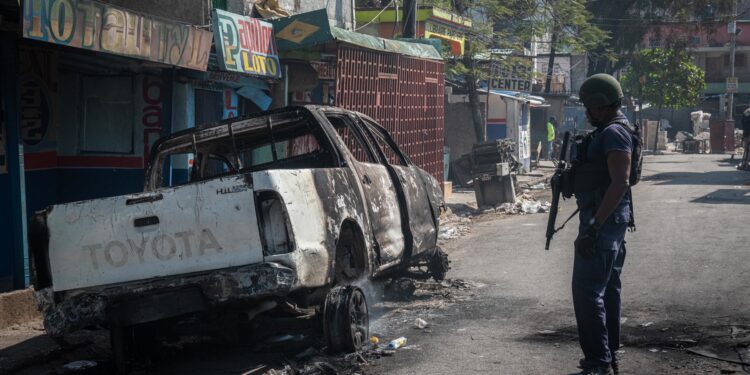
(691, 189, 750, 205)
(642, 171, 749, 186)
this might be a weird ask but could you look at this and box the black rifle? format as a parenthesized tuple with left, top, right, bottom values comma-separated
(545, 131, 572, 250)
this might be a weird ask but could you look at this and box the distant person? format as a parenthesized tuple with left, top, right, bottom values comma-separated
(740, 108, 750, 170)
(547, 116, 557, 159)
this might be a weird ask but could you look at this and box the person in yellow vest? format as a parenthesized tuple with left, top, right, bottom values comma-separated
(547, 116, 558, 159)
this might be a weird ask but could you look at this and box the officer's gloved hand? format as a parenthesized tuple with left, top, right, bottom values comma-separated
(575, 223, 599, 259)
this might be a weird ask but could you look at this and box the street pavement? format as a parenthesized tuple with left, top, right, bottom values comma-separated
(370, 153, 750, 374)
(6, 153, 750, 374)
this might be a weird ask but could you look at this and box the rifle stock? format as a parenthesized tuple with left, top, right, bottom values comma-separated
(545, 132, 571, 250)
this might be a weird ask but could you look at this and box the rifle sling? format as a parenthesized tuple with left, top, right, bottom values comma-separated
(553, 207, 580, 234)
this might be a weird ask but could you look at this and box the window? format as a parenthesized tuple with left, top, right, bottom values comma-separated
(724, 53, 746, 68)
(327, 115, 376, 163)
(153, 114, 332, 188)
(235, 117, 324, 169)
(159, 152, 195, 187)
(195, 89, 224, 125)
(648, 37, 661, 48)
(361, 119, 408, 166)
(79, 76, 134, 154)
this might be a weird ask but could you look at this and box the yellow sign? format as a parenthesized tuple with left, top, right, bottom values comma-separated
(276, 20, 320, 44)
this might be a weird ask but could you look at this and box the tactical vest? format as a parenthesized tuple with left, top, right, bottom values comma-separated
(571, 120, 642, 195)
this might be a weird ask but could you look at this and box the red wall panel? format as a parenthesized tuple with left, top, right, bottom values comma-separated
(336, 45, 445, 183)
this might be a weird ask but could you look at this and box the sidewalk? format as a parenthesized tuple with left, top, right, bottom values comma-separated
(0, 288, 58, 373)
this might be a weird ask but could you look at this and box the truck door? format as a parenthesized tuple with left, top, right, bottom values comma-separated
(325, 114, 406, 268)
(358, 118, 438, 258)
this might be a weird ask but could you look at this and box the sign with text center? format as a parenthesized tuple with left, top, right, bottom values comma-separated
(213, 9, 281, 79)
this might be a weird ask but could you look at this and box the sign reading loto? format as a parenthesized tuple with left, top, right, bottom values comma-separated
(213, 9, 282, 79)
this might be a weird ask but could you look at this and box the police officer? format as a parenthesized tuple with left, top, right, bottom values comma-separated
(571, 74, 634, 375)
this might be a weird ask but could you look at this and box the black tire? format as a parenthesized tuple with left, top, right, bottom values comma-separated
(323, 285, 369, 353)
(428, 247, 450, 281)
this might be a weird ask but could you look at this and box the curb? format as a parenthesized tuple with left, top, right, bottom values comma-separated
(0, 288, 42, 330)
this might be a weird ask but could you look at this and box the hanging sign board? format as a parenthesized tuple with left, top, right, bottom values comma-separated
(727, 77, 739, 93)
(213, 9, 282, 79)
(489, 56, 533, 92)
(21, 0, 213, 71)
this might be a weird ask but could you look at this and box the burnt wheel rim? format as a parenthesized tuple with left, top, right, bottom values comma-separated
(348, 289, 368, 350)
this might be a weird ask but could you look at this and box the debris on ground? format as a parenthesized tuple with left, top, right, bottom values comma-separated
(415, 318, 429, 329)
(59, 360, 98, 373)
(387, 337, 407, 350)
(492, 194, 551, 215)
(384, 278, 417, 301)
(438, 208, 473, 240)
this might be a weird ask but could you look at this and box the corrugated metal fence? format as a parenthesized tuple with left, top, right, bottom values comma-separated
(336, 45, 445, 183)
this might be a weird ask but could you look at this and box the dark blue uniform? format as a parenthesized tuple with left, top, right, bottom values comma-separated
(573, 113, 633, 370)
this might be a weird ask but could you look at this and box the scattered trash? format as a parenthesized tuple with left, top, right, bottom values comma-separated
(60, 360, 97, 373)
(438, 209, 472, 240)
(521, 200, 542, 214)
(649, 348, 660, 353)
(387, 337, 407, 350)
(620, 317, 628, 324)
(529, 183, 547, 190)
(494, 194, 551, 215)
(538, 330, 557, 335)
(384, 278, 417, 301)
(640, 322, 654, 327)
(370, 336, 380, 344)
(415, 318, 429, 329)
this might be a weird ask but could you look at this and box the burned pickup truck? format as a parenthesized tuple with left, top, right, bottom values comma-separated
(29, 106, 447, 359)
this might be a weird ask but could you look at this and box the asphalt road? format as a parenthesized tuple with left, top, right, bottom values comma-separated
(10, 153, 750, 375)
(370, 153, 750, 375)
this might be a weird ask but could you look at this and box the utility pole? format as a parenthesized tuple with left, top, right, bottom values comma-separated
(728, 0, 738, 121)
(403, 0, 417, 38)
(485, 52, 494, 142)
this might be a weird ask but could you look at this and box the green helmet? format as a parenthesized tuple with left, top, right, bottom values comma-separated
(579, 73, 624, 108)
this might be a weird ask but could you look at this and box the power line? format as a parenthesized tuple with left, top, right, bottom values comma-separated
(355, 0, 395, 31)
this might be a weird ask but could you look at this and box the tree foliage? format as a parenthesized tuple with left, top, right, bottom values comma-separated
(621, 48, 706, 110)
(586, 0, 736, 74)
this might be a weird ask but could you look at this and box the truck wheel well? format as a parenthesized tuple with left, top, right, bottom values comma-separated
(334, 220, 368, 284)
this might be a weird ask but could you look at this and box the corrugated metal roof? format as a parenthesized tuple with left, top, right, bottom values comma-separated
(330, 27, 442, 60)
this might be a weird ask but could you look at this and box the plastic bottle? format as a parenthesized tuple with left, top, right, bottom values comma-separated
(387, 337, 407, 350)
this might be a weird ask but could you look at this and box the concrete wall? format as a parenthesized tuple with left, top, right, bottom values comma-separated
(277, 0, 355, 30)
(108, 0, 356, 29)
(444, 101, 478, 162)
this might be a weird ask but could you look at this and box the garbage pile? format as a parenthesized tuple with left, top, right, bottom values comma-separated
(494, 193, 551, 215)
(438, 210, 472, 240)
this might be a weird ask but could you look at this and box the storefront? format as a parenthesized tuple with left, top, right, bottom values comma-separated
(1, 0, 213, 290)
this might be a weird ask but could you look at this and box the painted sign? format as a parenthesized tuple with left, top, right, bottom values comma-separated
(310, 60, 336, 80)
(727, 76, 739, 93)
(22, 0, 213, 71)
(213, 9, 281, 79)
(489, 57, 533, 92)
(139, 76, 163, 165)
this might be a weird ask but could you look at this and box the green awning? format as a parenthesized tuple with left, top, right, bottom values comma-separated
(270, 10, 442, 60)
